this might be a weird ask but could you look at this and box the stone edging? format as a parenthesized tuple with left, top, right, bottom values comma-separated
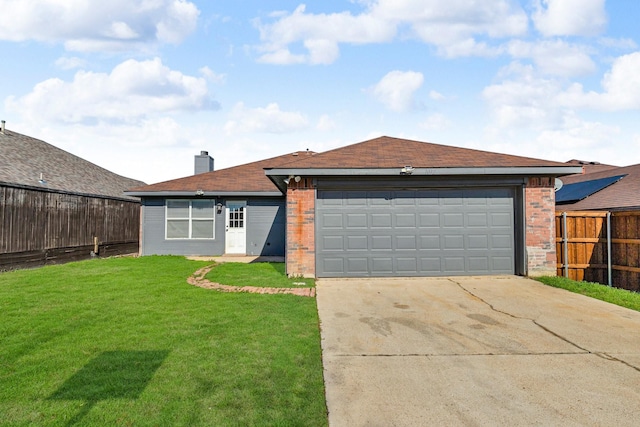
(187, 265, 316, 297)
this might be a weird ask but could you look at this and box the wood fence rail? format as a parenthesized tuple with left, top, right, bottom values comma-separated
(555, 211, 640, 292)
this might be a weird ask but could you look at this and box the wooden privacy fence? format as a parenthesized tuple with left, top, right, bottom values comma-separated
(556, 211, 640, 292)
(1, 184, 140, 270)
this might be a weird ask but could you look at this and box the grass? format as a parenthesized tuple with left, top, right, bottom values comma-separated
(0, 256, 327, 426)
(205, 262, 315, 288)
(535, 276, 640, 312)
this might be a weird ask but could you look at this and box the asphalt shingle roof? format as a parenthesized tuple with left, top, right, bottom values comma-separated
(557, 163, 640, 211)
(0, 128, 145, 200)
(273, 136, 572, 169)
(128, 136, 577, 195)
(127, 151, 316, 193)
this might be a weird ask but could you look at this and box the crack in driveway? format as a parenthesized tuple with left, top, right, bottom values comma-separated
(450, 278, 640, 372)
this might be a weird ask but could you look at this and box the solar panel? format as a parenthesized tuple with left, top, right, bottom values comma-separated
(556, 174, 626, 204)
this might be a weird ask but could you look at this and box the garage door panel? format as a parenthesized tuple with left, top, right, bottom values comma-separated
(346, 258, 368, 273)
(323, 235, 344, 251)
(346, 235, 368, 250)
(492, 234, 513, 250)
(346, 213, 367, 228)
(420, 257, 442, 272)
(320, 213, 343, 228)
(372, 235, 392, 250)
(468, 234, 489, 249)
(316, 188, 515, 277)
(468, 256, 489, 272)
(419, 213, 440, 227)
(371, 213, 392, 228)
(444, 257, 465, 272)
(397, 257, 418, 273)
(396, 235, 417, 250)
(443, 213, 464, 227)
(467, 212, 488, 227)
(420, 235, 441, 250)
(491, 212, 512, 227)
(396, 213, 416, 227)
(322, 258, 344, 274)
(371, 258, 393, 272)
(444, 235, 464, 249)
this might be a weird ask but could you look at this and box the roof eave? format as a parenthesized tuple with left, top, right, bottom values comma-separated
(265, 166, 584, 177)
(124, 190, 283, 198)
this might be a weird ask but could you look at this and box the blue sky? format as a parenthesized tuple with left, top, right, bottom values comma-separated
(1, 0, 640, 184)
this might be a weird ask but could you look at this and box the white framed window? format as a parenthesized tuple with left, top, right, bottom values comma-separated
(166, 199, 215, 239)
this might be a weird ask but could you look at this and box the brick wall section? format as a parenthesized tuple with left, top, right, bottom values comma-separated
(286, 178, 315, 278)
(525, 177, 557, 277)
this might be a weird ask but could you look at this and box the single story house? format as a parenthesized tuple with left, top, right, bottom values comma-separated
(556, 160, 640, 211)
(126, 136, 582, 278)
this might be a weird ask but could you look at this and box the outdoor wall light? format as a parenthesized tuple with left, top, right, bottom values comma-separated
(294, 175, 301, 183)
(216, 202, 223, 214)
(283, 175, 294, 184)
(195, 189, 205, 196)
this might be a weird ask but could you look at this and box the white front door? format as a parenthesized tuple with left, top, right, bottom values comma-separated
(225, 201, 247, 254)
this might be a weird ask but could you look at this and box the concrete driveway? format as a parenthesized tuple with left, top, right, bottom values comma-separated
(316, 276, 640, 426)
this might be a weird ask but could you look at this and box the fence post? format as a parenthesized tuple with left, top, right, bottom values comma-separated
(562, 212, 568, 278)
(607, 211, 612, 286)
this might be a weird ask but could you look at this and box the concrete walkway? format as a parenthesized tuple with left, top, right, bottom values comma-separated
(316, 276, 640, 426)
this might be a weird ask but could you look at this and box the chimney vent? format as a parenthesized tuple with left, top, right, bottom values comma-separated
(1, 120, 5, 134)
(194, 151, 214, 175)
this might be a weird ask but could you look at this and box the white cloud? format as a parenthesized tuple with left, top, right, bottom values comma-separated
(532, 0, 607, 37)
(419, 113, 450, 130)
(55, 56, 88, 70)
(316, 114, 336, 131)
(557, 52, 640, 111)
(199, 66, 226, 84)
(369, 70, 424, 112)
(254, 0, 527, 64)
(429, 90, 445, 101)
(0, 0, 199, 52)
(5, 58, 216, 124)
(507, 39, 595, 77)
(224, 102, 309, 134)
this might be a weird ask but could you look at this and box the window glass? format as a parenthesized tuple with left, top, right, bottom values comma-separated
(167, 200, 189, 218)
(166, 200, 215, 239)
(167, 219, 189, 238)
(192, 220, 214, 238)
(192, 200, 214, 218)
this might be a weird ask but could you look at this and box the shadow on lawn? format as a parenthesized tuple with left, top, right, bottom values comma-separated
(49, 350, 169, 426)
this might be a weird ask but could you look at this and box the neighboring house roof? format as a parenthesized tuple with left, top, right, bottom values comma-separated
(556, 174, 626, 204)
(126, 151, 316, 197)
(127, 136, 582, 197)
(0, 128, 145, 200)
(556, 163, 640, 211)
(564, 159, 619, 175)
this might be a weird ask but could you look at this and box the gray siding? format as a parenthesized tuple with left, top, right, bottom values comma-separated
(246, 198, 285, 256)
(140, 197, 284, 256)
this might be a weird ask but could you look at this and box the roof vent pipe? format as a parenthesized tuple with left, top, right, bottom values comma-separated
(1, 120, 5, 134)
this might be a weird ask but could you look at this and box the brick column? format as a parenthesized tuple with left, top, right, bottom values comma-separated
(525, 177, 557, 277)
(286, 178, 315, 278)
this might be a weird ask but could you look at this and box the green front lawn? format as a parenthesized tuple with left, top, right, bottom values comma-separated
(0, 256, 327, 426)
(205, 262, 315, 288)
(535, 276, 640, 312)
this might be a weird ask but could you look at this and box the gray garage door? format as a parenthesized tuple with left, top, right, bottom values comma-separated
(316, 188, 515, 277)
